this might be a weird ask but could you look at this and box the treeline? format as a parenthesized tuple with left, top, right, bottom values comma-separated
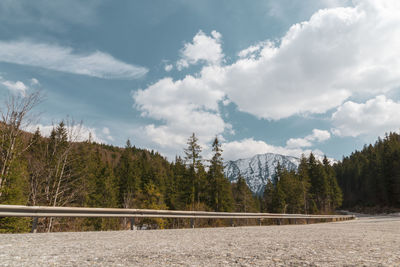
(261, 154, 342, 214)
(0, 92, 345, 233)
(0, 126, 260, 232)
(334, 132, 400, 210)
(0, 94, 259, 232)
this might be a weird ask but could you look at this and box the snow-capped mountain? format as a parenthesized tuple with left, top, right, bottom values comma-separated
(224, 153, 300, 195)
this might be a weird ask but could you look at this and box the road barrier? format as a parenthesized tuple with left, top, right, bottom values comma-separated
(0, 205, 356, 232)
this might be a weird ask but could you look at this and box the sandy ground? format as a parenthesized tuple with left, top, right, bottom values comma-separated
(0, 216, 399, 266)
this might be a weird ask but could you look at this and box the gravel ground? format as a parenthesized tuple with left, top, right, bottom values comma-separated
(1, 216, 399, 266)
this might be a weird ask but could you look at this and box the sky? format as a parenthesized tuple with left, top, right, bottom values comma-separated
(1, 0, 400, 162)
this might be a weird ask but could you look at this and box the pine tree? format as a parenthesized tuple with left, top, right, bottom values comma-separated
(308, 153, 330, 213)
(207, 137, 233, 212)
(298, 155, 311, 213)
(262, 179, 274, 212)
(323, 156, 342, 211)
(116, 140, 141, 208)
(184, 133, 202, 210)
(232, 175, 258, 212)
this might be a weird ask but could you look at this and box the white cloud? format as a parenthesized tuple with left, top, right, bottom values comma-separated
(266, 0, 351, 22)
(102, 127, 110, 135)
(310, 129, 331, 142)
(165, 0, 400, 120)
(0, 78, 28, 96)
(30, 78, 39, 85)
(133, 76, 230, 155)
(237, 42, 266, 59)
(286, 138, 312, 149)
(219, 0, 400, 119)
(332, 95, 400, 137)
(26, 123, 105, 143)
(102, 127, 114, 141)
(286, 129, 331, 148)
(133, 0, 400, 159)
(164, 64, 173, 72)
(0, 40, 148, 79)
(222, 138, 325, 161)
(177, 30, 224, 70)
(0, 76, 41, 96)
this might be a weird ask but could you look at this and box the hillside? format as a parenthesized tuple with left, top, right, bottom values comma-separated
(334, 132, 400, 210)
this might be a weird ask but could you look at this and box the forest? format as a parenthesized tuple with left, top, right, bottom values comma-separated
(334, 132, 400, 211)
(0, 92, 396, 233)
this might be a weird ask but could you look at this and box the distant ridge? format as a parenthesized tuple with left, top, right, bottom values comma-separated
(224, 153, 300, 195)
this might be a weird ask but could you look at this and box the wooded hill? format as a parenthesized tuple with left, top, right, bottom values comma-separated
(0, 116, 262, 232)
(0, 120, 342, 233)
(334, 132, 400, 211)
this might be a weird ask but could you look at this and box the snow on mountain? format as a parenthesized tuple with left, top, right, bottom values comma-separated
(224, 153, 300, 195)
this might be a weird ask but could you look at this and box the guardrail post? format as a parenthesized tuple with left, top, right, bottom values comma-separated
(31, 217, 38, 233)
(258, 219, 262, 226)
(230, 219, 234, 227)
(130, 217, 136, 230)
(190, 218, 195, 228)
(294, 219, 297, 224)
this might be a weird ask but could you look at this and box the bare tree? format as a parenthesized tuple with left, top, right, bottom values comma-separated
(122, 190, 136, 229)
(43, 119, 85, 232)
(0, 91, 42, 199)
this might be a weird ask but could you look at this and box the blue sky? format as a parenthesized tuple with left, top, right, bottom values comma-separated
(1, 0, 399, 161)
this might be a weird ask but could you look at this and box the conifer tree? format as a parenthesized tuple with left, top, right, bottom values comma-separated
(232, 175, 258, 212)
(262, 179, 274, 212)
(207, 136, 233, 212)
(308, 153, 329, 212)
(116, 140, 141, 208)
(184, 133, 202, 210)
(323, 156, 342, 211)
(298, 155, 311, 213)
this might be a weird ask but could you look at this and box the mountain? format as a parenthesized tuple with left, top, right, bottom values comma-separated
(224, 153, 300, 195)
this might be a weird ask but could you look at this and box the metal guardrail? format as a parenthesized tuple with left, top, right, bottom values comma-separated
(0, 205, 356, 232)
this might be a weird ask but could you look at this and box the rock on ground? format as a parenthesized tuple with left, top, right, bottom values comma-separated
(0, 216, 399, 266)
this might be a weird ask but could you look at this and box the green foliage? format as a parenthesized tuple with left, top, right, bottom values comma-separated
(184, 133, 202, 210)
(232, 176, 259, 212)
(262, 154, 343, 214)
(335, 132, 400, 209)
(116, 140, 141, 208)
(207, 137, 234, 212)
(0, 158, 31, 233)
(0, 125, 348, 232)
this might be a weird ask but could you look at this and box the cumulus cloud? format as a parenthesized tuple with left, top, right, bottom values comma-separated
(222, 138, 325, 161)
(133, 76, 230, 152)
(286, 138, 312, 149)
(134, 0, 400, 159)
(237, 42, 266, 59)
(286, 129, 331, 148)
(164, 64, 173, 72)
(0, 77, 28, 96)
(177, 30, 224, 70)
(220, 0, 400, 119)
(332, 95, 400, 137)
(168, 0, 400, 120)
(0, 40, 148, 79)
